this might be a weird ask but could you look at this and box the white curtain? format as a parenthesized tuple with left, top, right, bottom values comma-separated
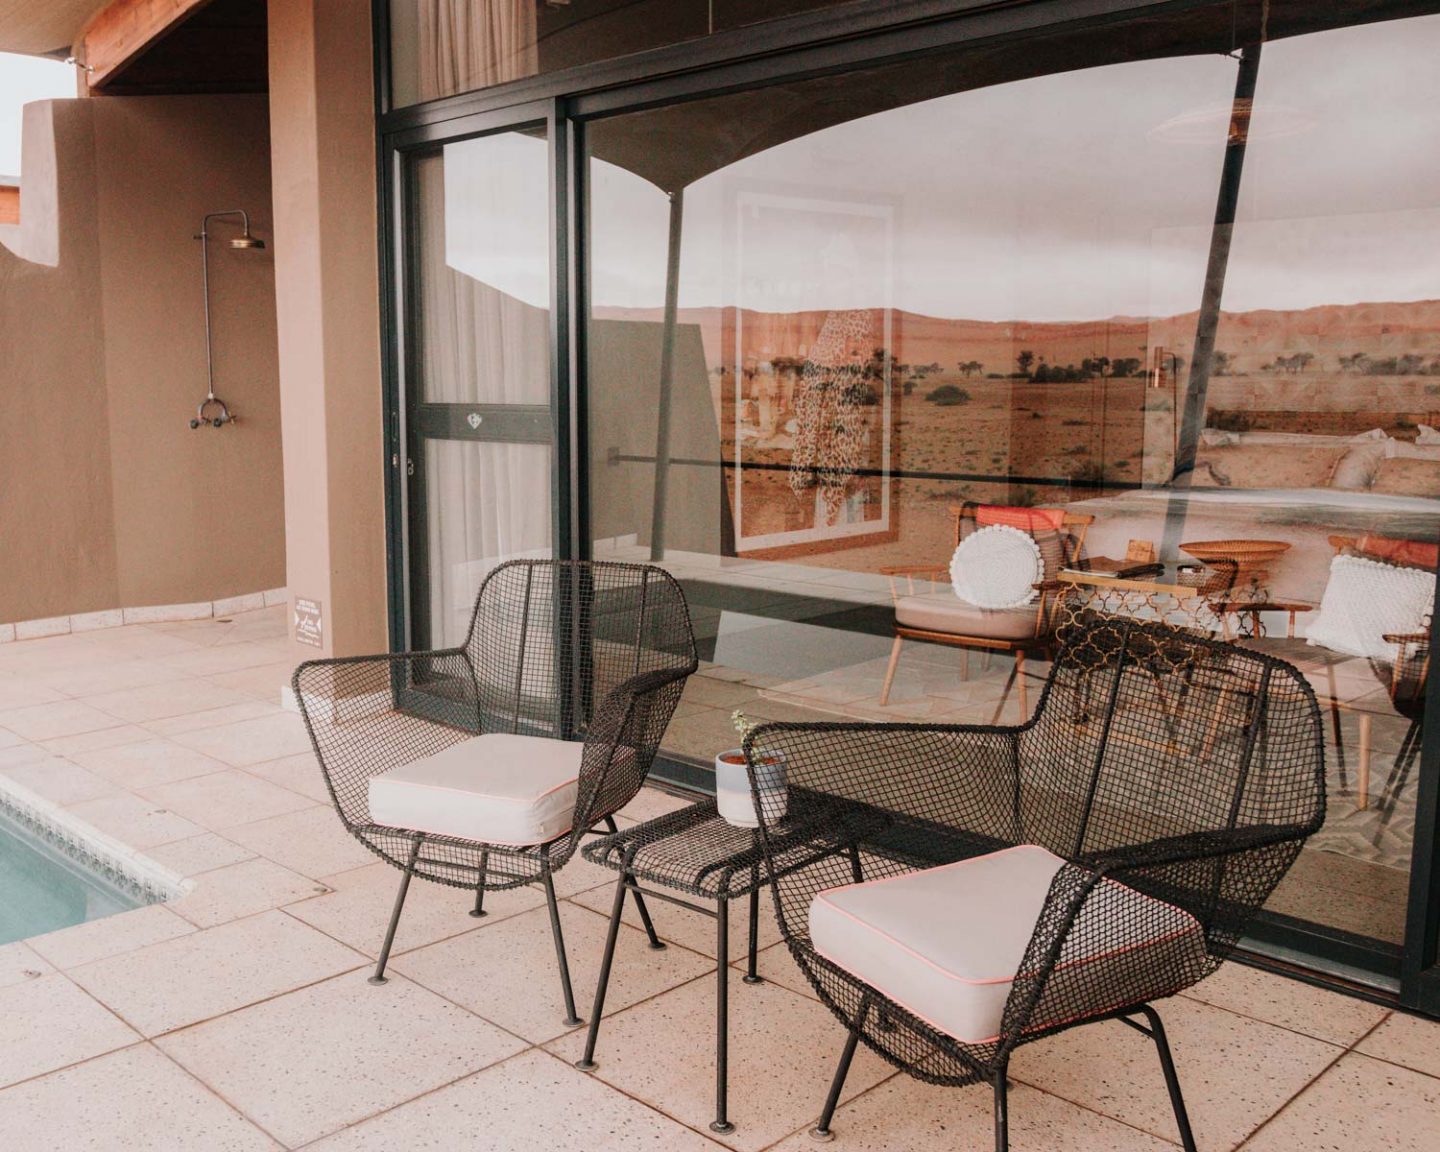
(417, 0, 539, 101)
(414, 142, 552, 647)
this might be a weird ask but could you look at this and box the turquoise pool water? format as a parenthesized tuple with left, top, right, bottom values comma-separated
(0, 807, 144, 946)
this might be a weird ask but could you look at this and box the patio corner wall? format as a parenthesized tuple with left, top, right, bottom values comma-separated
(0, 94, 285, 625)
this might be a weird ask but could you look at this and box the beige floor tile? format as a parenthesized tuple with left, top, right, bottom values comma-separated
(308, 1047, 721, 1152)
(549, 976, 892, 1152)
(243, 751, 332, 803)
(205, 662, 293, 703)
(571, 880, 785, 962)
(1354, 1010, 1440, 1079)
(169, 712, 313, 766)
(139, 768, 317, 831)
(27, 904, 196, 970)
(159, 642, 297, 678)
(0, 726, 28, 749)
(1240, 1052, 1440, 1150)
(64, 792, 207, 849)
(0, 755, 119, 806)
(0, 675, 67, 710)
(167, 857, 328, 928)
(31, 658, 188, 698)
(40, 724, 152, 756)
(395, 901, 713, 1044)
(144, 832, 257, 878)
(0, 740, 47, 768)
(769, 1069, 1172, 1152)
(287, 861, 546, 959)
(731, 942, 818, 1001)
(83, 679, 257, 724)
(66, 909, 365, 1036)
(550, 844, 633, 898)
(0, 700, 125, 741)
(1011, 996, 1342, 1150)
(619, 783, 704, 823)
(71, 737, 232, 790)
(157, 969, 525, 1147)
(1181, 962, 1389, 1047)
(0, 1043, 280, 1151)
(0, 941, 52, 988)
(144, 700, 283, 737)
(225, 805, 376, 879)
(0, 974, 140, 1088)
(684, 676, 764, 710)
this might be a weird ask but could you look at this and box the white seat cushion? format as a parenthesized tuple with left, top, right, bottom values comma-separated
(895, 593, 1039, 639)
(368, 733, 582, 846)
(809, 844, 1204, 1045)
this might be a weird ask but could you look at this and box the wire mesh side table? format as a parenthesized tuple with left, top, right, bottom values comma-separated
(578, 800, 773, 1133)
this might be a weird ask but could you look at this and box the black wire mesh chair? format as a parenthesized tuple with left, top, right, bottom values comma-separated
(742, 613, 1325, 1152)
(293, 560, 697, 1025)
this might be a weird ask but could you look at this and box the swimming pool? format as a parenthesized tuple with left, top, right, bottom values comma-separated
(0, 794, 171, 947)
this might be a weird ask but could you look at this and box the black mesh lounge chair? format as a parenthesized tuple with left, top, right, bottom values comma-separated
(293, 560, 697, 1026)
(741, 613, 1325, 1152)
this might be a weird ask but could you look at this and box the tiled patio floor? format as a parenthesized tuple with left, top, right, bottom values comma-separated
(2, 607, 1439, 1149)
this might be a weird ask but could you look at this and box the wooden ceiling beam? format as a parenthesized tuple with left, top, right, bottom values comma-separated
(80, 0, 214, 91)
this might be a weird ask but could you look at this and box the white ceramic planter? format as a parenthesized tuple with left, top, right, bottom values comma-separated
(715, 748, 788, 828)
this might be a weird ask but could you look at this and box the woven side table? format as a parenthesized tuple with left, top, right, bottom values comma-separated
(578, 799, 859, 1134)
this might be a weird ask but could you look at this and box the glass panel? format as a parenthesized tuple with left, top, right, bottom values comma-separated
(407, 129, 554, 651)
(413, 133, 551, 404)
(587, 11, 1440, 958)
(389, 0, 880, 107)
(424, 440, 553, 647)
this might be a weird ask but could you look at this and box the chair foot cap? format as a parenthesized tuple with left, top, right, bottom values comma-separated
(468, 909, 489, 918)
(367, 976, 388, 986)
(563, 1016, 584, 1028)
(709, 1121, 735, 1135)
(808, 1127, 836, 1143)
(574, 1059, 598, 1072)
(742, 974, 764, 985)
(647, 940, 667, 950)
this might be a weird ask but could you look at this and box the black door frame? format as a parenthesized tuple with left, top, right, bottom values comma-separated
(372, 0, 1440, 1013)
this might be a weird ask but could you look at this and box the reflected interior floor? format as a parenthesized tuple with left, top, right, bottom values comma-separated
(669, 641, 1410, 948)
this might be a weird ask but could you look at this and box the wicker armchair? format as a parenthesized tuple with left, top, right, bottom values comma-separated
(293, 560, 697, 1026)
(742, 614, 1324, 1151)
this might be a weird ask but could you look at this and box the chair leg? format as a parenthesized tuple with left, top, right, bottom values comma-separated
(1016, 651, 1028, 720)
(992, 657, 1020, 725)
(743, 872, 763, 985)
(542, 867, 583, 1028)
(712, 895, 733, 1134)
(992, 1066, 1010, 1152)
(880, 635, 904, 706)
(576, 874, 628, 1071)
(370, 837, 421, 985)
(1358, 713, 1372, 811)
(809, 1024, 862, 1142)
(469, 849, 489, 918)
(1138, 1006, 1198, 1152)
(602, 815, 663, 950)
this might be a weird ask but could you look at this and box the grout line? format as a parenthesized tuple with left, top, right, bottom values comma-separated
(146, 1039, 297, 1150)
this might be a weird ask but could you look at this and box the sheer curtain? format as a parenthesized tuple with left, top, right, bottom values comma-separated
(417, 0, 539, 101)
(415, 138, 552, 647)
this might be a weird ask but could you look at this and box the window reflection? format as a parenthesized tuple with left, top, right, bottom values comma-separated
(586, 14, 1440, 949)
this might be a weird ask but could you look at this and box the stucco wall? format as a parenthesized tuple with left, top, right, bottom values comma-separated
(0, 94, 284, 623)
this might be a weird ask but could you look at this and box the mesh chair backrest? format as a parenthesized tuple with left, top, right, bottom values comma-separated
(1021, 613, 1325, 863)
(464, 561, 697, 835)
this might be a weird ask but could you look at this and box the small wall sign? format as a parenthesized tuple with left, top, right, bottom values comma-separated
(294, 597, 324, 648)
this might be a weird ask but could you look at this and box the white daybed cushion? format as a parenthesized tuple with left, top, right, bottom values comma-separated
(809, 844, 1204, 1045)
(1305, 554, 1435, 661)
(369, 733, 582, 846)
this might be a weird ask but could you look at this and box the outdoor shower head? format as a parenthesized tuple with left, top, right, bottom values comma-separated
(229, 232, 265, 250)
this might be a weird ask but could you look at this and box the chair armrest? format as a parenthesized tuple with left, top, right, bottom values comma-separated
(292, 648, 480, 827)
(741, 721, 1026, 853)
(998, 822, 1315, 1051)
(878, 564, 950, 601)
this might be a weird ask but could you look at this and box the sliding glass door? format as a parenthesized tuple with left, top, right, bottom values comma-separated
(399, 122, 556, 651)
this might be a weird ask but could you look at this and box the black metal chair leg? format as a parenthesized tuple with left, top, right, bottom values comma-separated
(711, 894, 734, 1134)
(576, 874, 628, 1071)
(1139, 1006, 1198, 1152)
(993, 1067, 1010, 1152)
(542, 867, 583, 1028)
(600, 815, 664, 949)
(469, 850, 489, 917)
(809, 1025, 861, 1142)
(743, 874, 762, 984)
(370, 837, 420, 985)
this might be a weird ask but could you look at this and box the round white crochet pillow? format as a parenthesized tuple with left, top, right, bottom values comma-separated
(949, 524, 1043, 609)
